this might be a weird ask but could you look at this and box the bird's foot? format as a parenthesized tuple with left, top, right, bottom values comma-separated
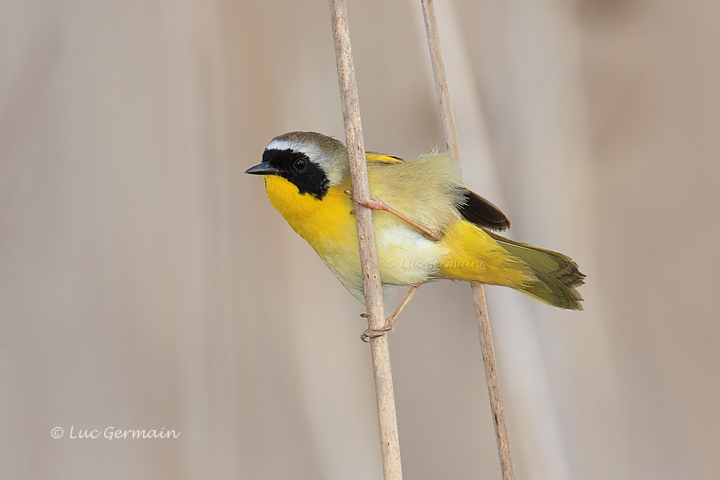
(353, 196, 394, 213)
(360, 324, 392, 343)
(358, 283, 420, 343)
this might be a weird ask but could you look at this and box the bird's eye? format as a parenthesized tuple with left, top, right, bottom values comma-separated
(293, 158, 307, 171)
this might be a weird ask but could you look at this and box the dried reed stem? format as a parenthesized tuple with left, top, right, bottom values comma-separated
(329, 1, 403, 479)
(471, 283, 515, 479)
(420, 1, 515, 478)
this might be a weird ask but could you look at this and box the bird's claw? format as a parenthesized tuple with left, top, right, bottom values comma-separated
(359, 311, 391, 342)
(360, 325, 392, 343)
(343, 190, 388, 211)
(354, 196, 389, 211)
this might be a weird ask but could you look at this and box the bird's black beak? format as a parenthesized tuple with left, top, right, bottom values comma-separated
(245, 161, 279, 175)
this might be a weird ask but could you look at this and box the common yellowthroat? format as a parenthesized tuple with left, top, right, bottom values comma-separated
(247, 132, 584, 331)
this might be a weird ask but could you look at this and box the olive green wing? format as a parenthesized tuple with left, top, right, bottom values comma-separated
(365, 151, 509, 232)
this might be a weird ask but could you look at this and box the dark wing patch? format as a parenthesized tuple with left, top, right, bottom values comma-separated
(458, 188, 510, 231)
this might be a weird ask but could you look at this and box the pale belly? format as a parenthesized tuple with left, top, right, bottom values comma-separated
(314, 215, 450, 301)
(376, 222, 449, 285)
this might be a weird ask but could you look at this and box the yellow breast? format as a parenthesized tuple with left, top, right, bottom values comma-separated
(264, 176, 363, 292)
(264, 175, 355, 250)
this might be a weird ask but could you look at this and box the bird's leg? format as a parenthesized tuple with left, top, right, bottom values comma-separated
(343, 190, 441, 242)
(361, 284, 421, 342)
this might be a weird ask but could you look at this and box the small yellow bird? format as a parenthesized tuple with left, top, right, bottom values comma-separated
(247, 131, 584, 334)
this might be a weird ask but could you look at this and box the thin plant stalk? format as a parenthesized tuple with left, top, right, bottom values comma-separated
(328, 1, 403, 479)
(420, 1, 516, 478)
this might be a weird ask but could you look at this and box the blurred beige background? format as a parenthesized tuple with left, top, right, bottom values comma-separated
(1, 0, 718, 479)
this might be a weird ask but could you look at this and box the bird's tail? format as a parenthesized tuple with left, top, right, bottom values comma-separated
(487, 232, 585, 310)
